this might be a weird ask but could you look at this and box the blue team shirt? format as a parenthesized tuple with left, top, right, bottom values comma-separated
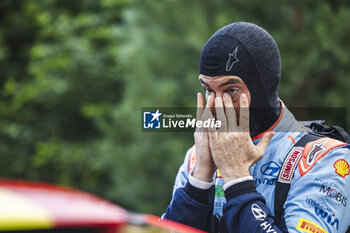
(165, 107, 350, 233)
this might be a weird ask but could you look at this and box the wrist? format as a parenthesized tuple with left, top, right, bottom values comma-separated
(223, 176, 253, 190)
(189, 171, 215, 189)
(221, 168, 250, 184)
(192, 166, 215, 183)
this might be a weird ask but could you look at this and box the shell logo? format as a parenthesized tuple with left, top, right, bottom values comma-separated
(333, 159, 349, 178)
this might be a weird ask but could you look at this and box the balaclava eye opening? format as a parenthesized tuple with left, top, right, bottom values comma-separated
(199, 22, 282, 137)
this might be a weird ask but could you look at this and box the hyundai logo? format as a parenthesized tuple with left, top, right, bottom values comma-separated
(261, 161, 281, 177)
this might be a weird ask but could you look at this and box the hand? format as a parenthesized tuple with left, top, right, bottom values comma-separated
(208, 93, 274, 184)
(192, 92, 217, 182)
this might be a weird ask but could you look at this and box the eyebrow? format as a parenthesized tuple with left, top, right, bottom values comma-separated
(199, 78, 241, 88)
(199, 78, 209, 86)
(219, 79, 241, 87)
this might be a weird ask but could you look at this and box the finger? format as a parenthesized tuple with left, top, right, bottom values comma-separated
(206, 107, 218, 141)
(196, 92, 204, 121)
(215, 97, 227, 133)
(239, 94, 250, 133)
(205, 92, 215, 110)
(198, 94, 214, 133)
(202, 93, 215, 121)
(256, 132, 275, 152)
(223, 93, 237, 132)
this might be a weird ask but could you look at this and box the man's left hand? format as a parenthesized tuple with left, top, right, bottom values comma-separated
(208, 93, 274, 184)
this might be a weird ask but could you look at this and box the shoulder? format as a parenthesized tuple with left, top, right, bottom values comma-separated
(285, 139, 350, 232)
(298, 137, 349, 177)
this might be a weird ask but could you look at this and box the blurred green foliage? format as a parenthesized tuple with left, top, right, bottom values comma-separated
(0, 0, 349, 215)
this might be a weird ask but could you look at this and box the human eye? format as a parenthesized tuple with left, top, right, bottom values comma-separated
(226, 88, 238, 96)
(204, 87, 214, 94)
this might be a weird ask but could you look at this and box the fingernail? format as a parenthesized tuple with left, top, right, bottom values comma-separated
(223, 93, 229, 99)
(240, 94, 247, 100)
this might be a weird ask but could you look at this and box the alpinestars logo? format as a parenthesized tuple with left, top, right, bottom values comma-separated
(306, 140, 327, 166)
(226, 46, 239, 71)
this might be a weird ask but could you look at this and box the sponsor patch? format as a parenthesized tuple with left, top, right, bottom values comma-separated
(256, 161, 280, 187)
(314, 177, 336, 187)
(225, 46, 239, 71)
(306, 139, 327, 166)
(298, 138, 346, 177)
(296, 218, 327, 233)
(251, 204, 277, 233)
(251, 204, 266, 221)
(305, 197, 332, 213)
(315, 207, 339, 230)
(278, 147, 303, 183)
(319, 185, 347, 207)
(261, 161, 280, 177)
(254, 177, 277, 187)
(333, 159, 349, 178)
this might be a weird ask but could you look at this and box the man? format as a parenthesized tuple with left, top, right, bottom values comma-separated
(163, 22, 350, 233)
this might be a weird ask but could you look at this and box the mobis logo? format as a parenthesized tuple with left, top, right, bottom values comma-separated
(319, 184, 347, 207)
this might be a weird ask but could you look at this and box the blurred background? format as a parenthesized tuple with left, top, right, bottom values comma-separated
(0, 0, 349, 216)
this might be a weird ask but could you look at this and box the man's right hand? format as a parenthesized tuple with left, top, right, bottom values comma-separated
(192, 92, 217, 182)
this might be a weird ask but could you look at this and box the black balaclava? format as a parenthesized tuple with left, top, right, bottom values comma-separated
(199, 22, 282, 137)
